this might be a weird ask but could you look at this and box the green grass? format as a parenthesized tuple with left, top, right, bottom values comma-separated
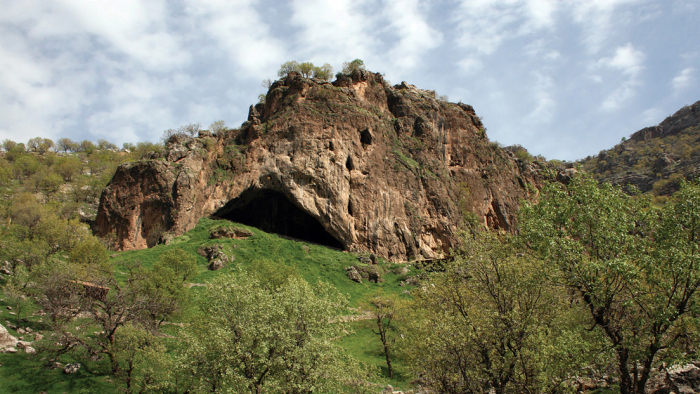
(340, 321, 413, 391)
(1, 217, 420, 392)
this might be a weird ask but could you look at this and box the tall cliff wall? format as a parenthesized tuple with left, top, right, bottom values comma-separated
(95, 71, 544, 261)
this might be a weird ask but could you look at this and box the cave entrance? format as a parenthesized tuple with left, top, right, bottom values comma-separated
(212, 188, 344, 250)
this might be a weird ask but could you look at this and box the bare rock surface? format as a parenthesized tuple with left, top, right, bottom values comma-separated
(0, 323, 18, 349)
(95, 71, 544, 261)
(647, 363, 700, 394)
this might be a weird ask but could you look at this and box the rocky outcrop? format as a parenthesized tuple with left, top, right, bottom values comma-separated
(631, 101, 700, 142)
(0, 323, 18, 349)
(95, 71, 544, 261)
(583, 100, 700, 196)
(647, 363, 700, 394)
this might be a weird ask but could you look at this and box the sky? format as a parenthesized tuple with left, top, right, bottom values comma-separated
(0, 0, 698, 161)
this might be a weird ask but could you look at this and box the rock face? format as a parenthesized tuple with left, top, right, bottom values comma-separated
(582, 100, 700, 195)
(630, 101, 700, 142)
(647, 363, 700, 394)
(0, 323, 18, 349)
(95, 71, 543, 261)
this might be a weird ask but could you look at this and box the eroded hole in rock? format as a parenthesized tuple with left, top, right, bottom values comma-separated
(345, 156, 355, 171)
(360, 128, 372, 146)
(212, 188, 344, 250)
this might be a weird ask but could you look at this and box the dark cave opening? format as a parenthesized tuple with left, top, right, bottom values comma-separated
(212, 188, 345, 250)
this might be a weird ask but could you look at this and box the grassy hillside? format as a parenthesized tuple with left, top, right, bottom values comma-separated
(1, 217, 417, 393)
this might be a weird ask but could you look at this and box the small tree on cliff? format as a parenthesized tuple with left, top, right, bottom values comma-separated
(341, 58, 365, 75)
(276, 61, 334, 81)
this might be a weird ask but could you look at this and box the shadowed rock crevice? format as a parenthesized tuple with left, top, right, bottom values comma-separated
(212, 188, 344, 250)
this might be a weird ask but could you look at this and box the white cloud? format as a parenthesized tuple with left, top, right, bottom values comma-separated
(526, 72, 556, 124)
(457, 57, 484, 75)
(597, 43, 645, 111)
(382, 0, 443, 71)
(672, 67, 696, 94)
(290, 0, 377, 65)
(185, 0, 284, 78)
(56, 0, 189, 70)
(453, 0, 557, 55)
(641, 107, 664, 124)
(570, 0, 643, 53)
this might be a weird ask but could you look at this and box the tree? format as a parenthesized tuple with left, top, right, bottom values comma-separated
(298, 61, 315, 78)
(1, 139, 17, 152)
(277, 60, 301, 78)
(367, 294, 401, 379)
(145, 248, 197, 326)
(405, 232, 586, 394)
(57, 137, 78, 153)
(342, 59, 365, 75)
(177, 274, 359, 393)
(522, 176, 700, 394)
(53, 155, 83, 181)
(276, 61, 333, 81)
(209, 119, 227, 135)
(79, 139, 96, 154)
(97, 139, 118, 150)
(36, 260, 178, 374)
(313, 63, 334, 80)
(162, 123, 202, 143)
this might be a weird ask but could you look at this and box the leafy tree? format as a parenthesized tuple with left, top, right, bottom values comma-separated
(209, 119, 227, 135)
(97, 139, 118, 150)
(13, 154, 40, 179)
(276, 61, 334, 81)
(277, 60, 301, 78)
(298, 61, 315, 78)
(36, 260, 177, 374)
(405, 232, 586, 394)
(313, 63, 333, 80)
(113, 323, 169, 393)
(367, 294, 401, 379)
(53, 155, 83, 181)
(79, 139, 96, 154)
(1, 139, 17, 152)
(342, 59, 365, 75)
(145, 248, 198, 326)
(57, 137, 78, 153)
(522, 176, 700, 394)
(177, 274, 360, 393)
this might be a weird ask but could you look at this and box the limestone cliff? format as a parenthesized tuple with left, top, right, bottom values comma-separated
(95, 71, 544, 261)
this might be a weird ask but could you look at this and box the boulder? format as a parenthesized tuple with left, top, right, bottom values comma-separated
(2, 347, 17, 354)
(0, 323, 18, 349)
(647, 363, 700, 394)
(197, 244, 234, 271)
(0, 261, 12, 275)
(345, 266, 362, 283)
(210, 226, 252, 240)
(64, 363, 81, 374)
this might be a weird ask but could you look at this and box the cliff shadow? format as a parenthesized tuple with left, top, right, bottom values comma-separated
(211, 188, 344, 250)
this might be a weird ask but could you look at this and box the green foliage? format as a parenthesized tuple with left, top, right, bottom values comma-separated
(276, 60, 334, 81)
(208, 119, 226, 135)
(579, 124, 700, 196)
(176, 274, 362, 393)
(522, 175, 700, 394)
(405, 232, 586, 394)
(366, 294, 403, 379)
(342, 59, 366, 75)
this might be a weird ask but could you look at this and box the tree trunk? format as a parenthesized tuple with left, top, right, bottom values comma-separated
(617, 347, 631, 394)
